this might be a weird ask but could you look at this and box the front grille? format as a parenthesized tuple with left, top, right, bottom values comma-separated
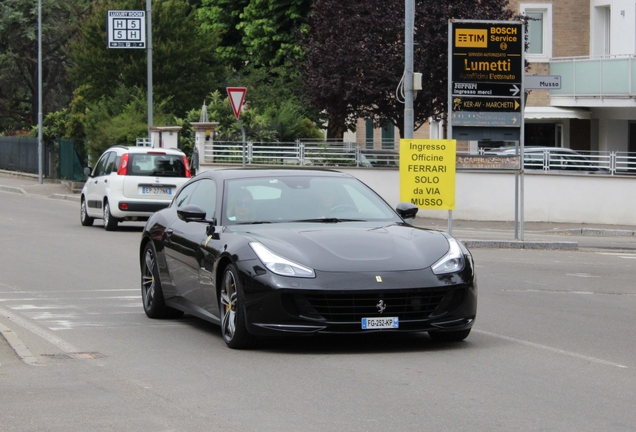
(290, 288, 463, 323)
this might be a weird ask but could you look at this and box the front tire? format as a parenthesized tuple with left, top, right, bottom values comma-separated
(103, 200, 118, 231)
(80, 198, 94, 226)
(141, 242, 183, 319)
(219, 264, 255, 349)
(428, 328, 471, 342)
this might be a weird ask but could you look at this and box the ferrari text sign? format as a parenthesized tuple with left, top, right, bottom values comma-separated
(400, 139, 456, 210)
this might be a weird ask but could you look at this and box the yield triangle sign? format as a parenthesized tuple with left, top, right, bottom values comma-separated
(227, 87, 247, 120)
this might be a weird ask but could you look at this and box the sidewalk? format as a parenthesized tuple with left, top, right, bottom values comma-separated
(0, 170, 80, 203)
(2, 170, 635, 251)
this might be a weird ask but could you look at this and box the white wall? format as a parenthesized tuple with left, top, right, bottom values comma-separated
(200, 165, 636, 225)
(591, 0, 636, 55)
(596, 118, 628, 152)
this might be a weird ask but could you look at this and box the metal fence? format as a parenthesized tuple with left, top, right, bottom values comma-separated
(203, 141, 636, 175)
(205, 141, 400, 168)
(0, 136, 50, 175)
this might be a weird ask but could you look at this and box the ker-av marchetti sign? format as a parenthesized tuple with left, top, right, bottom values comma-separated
(449, 20, 524, 128)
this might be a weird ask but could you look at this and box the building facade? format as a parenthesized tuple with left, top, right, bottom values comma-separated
(511, 0, 636, 153)
(357, 1, 636, 155)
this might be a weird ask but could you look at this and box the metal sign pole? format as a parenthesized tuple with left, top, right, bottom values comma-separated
(520, 23, 526, 241)
(238, 119, 246, 168)
(404, 0, 414, 139)
(447, 21, 454, 235)
(146, 0, 153, 144)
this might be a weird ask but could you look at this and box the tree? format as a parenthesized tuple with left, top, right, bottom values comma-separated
(198, 0, 250, 71)
(198, 1, 322, 141)
(199, 0, 310, 70)
(302, 0, 516, 138)
(67, 0, 224, 119)
(0, 0, 90, 133)
(82, 84, 171, 161)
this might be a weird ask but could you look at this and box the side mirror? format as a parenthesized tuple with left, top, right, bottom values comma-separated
(84, 167, 92, 177)
(177, 205, 208, 222)
(396, 202, 418, 223)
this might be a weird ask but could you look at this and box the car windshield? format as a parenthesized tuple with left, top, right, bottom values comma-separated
(129, 153, 186, 177)
(223, 175, 400, 225)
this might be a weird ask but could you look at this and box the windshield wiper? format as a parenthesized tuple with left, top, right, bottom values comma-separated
(235, 221, 274, 225)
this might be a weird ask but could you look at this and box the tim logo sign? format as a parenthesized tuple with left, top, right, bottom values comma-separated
(455, 29, 488, 48)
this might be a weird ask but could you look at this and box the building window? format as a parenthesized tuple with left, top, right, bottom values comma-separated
(593, 6, 611, 56)
(521, 4, 553, 61)
(365, 119, 374, 149)
(381, 123, 395, 149)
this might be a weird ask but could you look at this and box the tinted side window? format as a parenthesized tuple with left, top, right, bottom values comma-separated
(188, 179, 217, 219)
(104, 152, 118, 174)
(92, 152, 112, 177)
(174, 181, 198, 208)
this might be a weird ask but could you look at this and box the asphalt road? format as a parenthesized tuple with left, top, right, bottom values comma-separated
(1, 190, 636, 431)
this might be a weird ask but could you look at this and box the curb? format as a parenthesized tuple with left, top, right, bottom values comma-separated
(0, 185, 27, 195)
(50, 193, 81, 202)
(0, 322, 41, 366)
(461, 240, 578, 250)
(548, 228, 636, 237)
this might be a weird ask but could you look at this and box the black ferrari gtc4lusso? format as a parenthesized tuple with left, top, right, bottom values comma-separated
(139, 169, 476, 349)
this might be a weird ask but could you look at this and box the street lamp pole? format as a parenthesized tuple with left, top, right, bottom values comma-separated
(38, 0, 43, 184)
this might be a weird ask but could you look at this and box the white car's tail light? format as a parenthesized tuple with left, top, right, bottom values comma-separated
(183, 155, 192, 177)
(117, 153, 129, 175)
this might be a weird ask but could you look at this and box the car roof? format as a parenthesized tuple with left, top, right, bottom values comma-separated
(195, 168, 354, 181)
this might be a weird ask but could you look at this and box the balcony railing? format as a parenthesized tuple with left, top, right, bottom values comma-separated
(549, 55, 636, 98)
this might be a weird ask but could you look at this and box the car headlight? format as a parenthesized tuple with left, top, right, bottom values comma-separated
(431, 237, 465, 275)
(249, 242, 315, 278)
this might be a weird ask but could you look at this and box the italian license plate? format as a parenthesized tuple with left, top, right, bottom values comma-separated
(361, 317, 399, 329)
(141, 187, 172, 195)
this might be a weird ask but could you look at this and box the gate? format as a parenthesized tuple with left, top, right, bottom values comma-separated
(58, 139, 86, 181)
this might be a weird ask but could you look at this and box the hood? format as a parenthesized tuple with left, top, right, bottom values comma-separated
(243, 223, 451, 272)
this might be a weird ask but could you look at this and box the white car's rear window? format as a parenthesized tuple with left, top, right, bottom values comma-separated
(129, 153, 186, 177)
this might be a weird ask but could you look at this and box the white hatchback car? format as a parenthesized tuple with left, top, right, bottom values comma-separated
(80, 145, 192, 230)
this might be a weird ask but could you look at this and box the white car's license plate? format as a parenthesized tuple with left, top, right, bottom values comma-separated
(361, 317, 399, 329)
(141, 187, 172, 195)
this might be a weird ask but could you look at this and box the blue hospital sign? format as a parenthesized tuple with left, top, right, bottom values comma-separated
(107, 11, 146, 49)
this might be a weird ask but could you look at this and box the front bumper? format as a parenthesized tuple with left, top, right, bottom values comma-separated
(236, 259, 477, 336)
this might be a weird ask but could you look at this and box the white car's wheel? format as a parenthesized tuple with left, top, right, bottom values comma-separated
(103, 201, 118, 231)
(80, 199, 94, 227)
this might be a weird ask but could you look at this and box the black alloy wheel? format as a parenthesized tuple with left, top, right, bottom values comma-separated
(103, 200, 118, 231)
(80, 199, 94, 226)
(219, 264, 255, 349)
(141, 243, 182, 319)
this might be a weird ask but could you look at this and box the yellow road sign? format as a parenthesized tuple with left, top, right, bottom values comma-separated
(400, 139, 456, 210)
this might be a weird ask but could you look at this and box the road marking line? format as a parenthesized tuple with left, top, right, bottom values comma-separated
(474, 329, 628, 369)
(0, 305, 79, 354)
